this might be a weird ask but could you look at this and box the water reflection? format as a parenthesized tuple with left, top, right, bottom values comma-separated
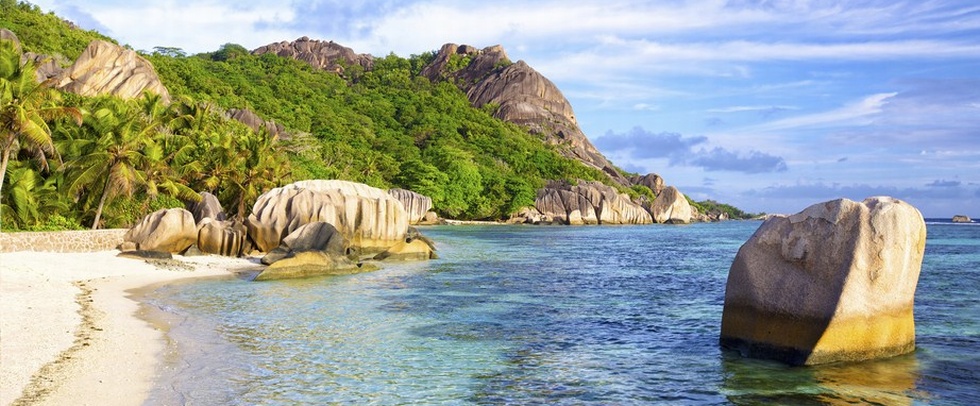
(721, 349, 924, 405)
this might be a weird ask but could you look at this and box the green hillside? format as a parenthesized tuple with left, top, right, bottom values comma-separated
(0, 0, 114, 59)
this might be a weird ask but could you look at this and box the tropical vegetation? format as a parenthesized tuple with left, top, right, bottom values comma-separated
(1, 0, 755, 231)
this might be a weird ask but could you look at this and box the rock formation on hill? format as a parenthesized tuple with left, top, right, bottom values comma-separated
(533, 181, 652, 225)
(630, 173, 665, 196)
(54, 40, 170, 102)
(0, 28, 68, 82)
(227, 108, 286, 138)
(246, 180, 411, 254)
(0, 28, 20, 50)
(252, 36, 374, 74)
(421, 43, 624, 183)
(720, 196, 926, 365)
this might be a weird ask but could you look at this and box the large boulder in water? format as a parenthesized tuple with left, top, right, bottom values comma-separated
(123, 208, 197, 253)
(650, 186, 692, 224)
(534, 180, 652, 225)
(388, 188, 432, 225)
(373, 227, 437, 261)
(246, 180, 409, 254)
(720, 196, 926, 365)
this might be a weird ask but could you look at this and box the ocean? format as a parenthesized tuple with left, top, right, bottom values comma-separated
(144, 220, 979, 405)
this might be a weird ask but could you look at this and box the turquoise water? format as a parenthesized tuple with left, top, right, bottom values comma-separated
(145, 221, 979, 405)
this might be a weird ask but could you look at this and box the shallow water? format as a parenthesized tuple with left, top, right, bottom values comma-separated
(145, 221, 980, 405)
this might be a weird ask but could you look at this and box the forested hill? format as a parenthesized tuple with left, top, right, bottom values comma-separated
(0, 1, 755, 231)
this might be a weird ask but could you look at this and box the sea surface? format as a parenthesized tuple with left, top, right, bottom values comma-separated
(144, 220, 979, 405)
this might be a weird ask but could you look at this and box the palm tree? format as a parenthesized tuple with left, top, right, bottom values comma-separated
(221, 127, 290, 218)
(0, 39, 81, 228)
(63, 98, 155, 229)
(139, 94, 199, 206)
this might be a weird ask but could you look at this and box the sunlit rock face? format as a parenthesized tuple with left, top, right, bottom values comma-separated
(720, 197, 926, 365)
(650, 186, 692, 224)
(123, 208, 197, 253)
(246, 180, 409, 255)
(388, 188, 432, 225)
(54, 40, 170, 102)
(252, 36, 373, 74)
(422, 43, 625, 183)
(196, 218, 248, 257)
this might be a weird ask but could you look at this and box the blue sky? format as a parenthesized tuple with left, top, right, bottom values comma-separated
(30, 0, 980, 217)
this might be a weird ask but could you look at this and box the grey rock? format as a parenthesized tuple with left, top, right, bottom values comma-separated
(720, 197, 926, 365)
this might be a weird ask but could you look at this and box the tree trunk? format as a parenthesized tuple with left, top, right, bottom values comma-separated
(91, 169, 114, 230)
(0, 148, 10, 231)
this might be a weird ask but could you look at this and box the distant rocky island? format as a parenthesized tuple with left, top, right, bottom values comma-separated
(952, 215, 972, 223)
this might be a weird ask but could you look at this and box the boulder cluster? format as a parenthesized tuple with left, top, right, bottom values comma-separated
(511, 177, 696, 225)
(119, 180, 437, 280)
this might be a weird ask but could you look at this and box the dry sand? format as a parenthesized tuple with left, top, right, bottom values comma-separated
(0, 251, 260, 406)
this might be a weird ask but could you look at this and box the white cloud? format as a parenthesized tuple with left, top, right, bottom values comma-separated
(749, 92, 898, 132)
(706, 105, 799, 114)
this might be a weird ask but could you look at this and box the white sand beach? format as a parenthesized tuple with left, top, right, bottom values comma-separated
(0, 251, 258, 406)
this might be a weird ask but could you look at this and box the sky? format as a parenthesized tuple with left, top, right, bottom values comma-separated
(29, 0, 980, 217)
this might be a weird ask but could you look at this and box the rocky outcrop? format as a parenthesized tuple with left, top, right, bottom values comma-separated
(227, 108, 286, 138)
(54, 40, 170, 102)
(650, 186, 692, 224)
(122, 208, 197, 253)
(0, 28, 21, 51)
(252, 36, 373, 74)
(421, 43, 625, 184)
(630, 173, 665, 196)
(388, 188, 432, 225)
(246, 180, 410, 254)
(260, 221, 351, 265)
(533, 180, 652, 225)
(196, 218, 249, 257)
(720, 197, 926, 365)
(952, 215, 972, 223)
(0, 29, 66, 82)
(186, 192, 226, 223)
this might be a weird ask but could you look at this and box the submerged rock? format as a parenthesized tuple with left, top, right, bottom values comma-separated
(373, 228, 438, 261)
(253, 251, 378, 281)
(720, 196, 926, 365)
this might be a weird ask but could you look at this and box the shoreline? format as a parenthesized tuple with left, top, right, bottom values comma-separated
(0, 251, 259, 406)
